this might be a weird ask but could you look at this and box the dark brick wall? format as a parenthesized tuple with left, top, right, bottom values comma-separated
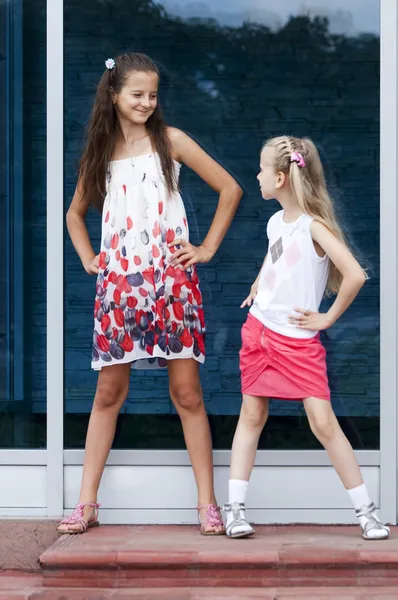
(24, 0, 47, 413)
(1, 1, 380, 448)
(0, 3, 8, 400)
(0, 0, 47, 448)
(63, 1, 380, 421)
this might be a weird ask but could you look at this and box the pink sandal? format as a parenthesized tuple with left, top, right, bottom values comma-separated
(57, 502, 100, 534)
(197, 504, 225, 536)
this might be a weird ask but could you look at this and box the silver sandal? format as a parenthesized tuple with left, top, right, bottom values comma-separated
(224, 502, 255, 539)
(356, 502, 390, 540)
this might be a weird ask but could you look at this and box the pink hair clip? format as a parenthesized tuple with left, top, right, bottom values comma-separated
(290, 151, 306, 168)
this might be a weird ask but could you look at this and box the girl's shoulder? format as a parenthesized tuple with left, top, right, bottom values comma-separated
(166, 127, 188, 163)
(166, 126, 184, 141)
(266, 210, 283, 237)
(300, 212, 315, 229)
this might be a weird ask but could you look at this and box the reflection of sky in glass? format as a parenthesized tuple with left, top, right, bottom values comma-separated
(155, 0, 379, 35)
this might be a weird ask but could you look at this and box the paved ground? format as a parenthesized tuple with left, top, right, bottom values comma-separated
(0, 520, 58, 570)
(2, 577, 398, 600)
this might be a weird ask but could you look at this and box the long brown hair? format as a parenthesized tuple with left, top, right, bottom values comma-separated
(264, 135, 365, 295)
(79, 52, 177, 211)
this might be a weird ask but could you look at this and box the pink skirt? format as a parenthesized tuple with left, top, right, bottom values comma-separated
(239, 314, 330, 401)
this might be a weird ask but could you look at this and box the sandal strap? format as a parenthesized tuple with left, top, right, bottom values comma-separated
(355, 502, 377, 519)
(356, 502, 389, 535)
(223, 502, 246, 513)
(60, 502, 100, 529)
(363, 518, 389, 535)
(226, 518, 253, 537)
(223, 502, 247, 522)
(224, 503, 253, 537)
(196, 504, 224, 528)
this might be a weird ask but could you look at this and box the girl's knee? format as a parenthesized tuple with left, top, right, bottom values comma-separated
(170, 383, 203, 413)
(309, 411, 337, 442)
(94, 378, 129, 411)
(241, 396, 268, 430)
(305, 398, 338, 442)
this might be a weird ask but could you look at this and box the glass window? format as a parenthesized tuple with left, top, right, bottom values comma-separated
(64, 0, 380, 450)
(0, 0, 47, 448)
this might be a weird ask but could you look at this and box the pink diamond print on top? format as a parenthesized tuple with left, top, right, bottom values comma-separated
(284, 241, 302, 268)
(264, 268, 277, 291)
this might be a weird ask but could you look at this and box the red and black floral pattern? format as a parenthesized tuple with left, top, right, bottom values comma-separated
(91, 154, 205, 370)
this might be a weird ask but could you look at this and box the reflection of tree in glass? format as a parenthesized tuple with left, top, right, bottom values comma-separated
(66, 1, 378, 178)
(66, 0, 379, 215)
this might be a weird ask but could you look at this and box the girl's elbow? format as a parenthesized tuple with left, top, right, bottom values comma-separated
(66, 209, 75, 229)
(354, 270, 367, 289)
(66, 209, 83, 232)
(230, 181, 243, 200)
(342, 269, 366, 291)
(65, 210, 72, 228)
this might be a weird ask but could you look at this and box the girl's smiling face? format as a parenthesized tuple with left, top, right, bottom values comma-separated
(113, 70, 159, 125)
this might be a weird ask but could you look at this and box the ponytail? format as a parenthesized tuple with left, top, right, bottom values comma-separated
(264, 135, 365, 295)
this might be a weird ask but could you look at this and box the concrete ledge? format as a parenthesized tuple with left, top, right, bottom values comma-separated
(0, 520, 58, 571)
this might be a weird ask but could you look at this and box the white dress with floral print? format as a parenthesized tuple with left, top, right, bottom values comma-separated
(92, 153, 206, 370)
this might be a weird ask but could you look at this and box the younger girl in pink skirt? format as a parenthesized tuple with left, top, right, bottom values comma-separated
(224, 136, 389, 541)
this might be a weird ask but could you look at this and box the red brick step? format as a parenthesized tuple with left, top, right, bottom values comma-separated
(39, 525, 398, 590)
(2, 585, 398, 600)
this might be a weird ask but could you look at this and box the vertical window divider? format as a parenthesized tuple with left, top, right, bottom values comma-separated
(46, 0, 64, 517)
(380, 0, 398, 525)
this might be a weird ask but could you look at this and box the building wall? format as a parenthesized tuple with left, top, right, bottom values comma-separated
(0, 0, 392, 525)
(0, 0, 381, 452)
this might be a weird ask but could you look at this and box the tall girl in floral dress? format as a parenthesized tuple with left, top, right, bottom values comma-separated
(58, 52, 242, 535)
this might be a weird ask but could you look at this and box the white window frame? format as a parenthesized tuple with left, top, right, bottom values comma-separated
(0, 0, 396, 524)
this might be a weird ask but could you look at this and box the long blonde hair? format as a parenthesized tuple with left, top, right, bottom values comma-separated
(264, 135, 354, 295)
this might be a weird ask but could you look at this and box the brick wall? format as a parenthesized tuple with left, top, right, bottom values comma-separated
(24, 0, 47, 412)
(52, 1, 381, 420)
(0, 0, 46, 406)
(0, 3, 8, 399)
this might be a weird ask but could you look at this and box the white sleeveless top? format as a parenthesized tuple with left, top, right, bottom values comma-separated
(250, 211, 330, 339)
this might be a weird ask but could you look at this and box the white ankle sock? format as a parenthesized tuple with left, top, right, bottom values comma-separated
(347, 483, 371, 511)
(228, 479, 249, 505)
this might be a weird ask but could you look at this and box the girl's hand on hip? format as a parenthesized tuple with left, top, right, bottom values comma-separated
(288, 308, 333, 331)
(168, 240, 213, 269)
(83, 254, 99, 275)
(241, 281, 259, 308)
